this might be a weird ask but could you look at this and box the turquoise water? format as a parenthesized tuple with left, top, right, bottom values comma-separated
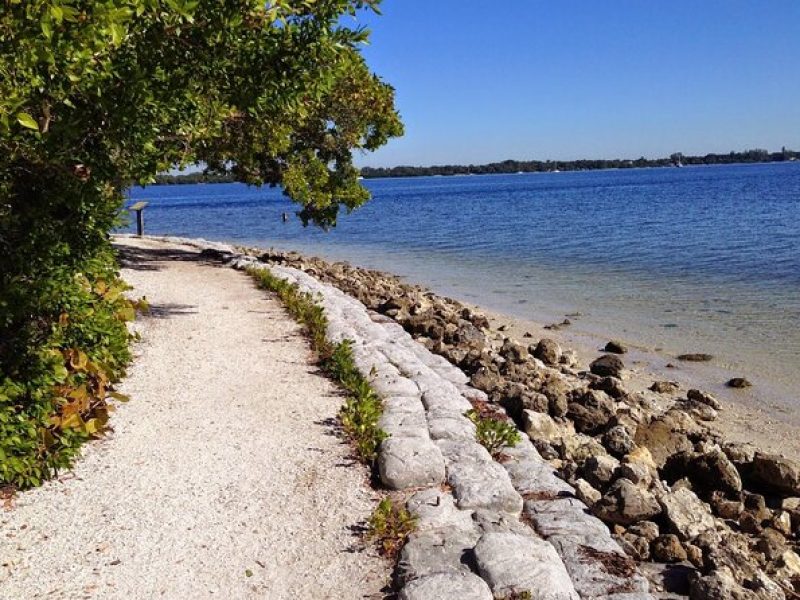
(127, 162, 800, 405)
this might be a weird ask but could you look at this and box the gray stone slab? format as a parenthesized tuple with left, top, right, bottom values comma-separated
(397, 526, 481, 584)
(421, 388, 474, 413)
(428, 415, 477, 442)
(406, 488, 476, 531)
(473, 532, 579, 599)
(383, 396, 426, 415)
(378, 411, 430, 439)
(525, 499, 615, 546)
(448, 460, 523, 514)
(436, 439, 494, 465)
(378, 438, 446, 490)
(548, 534, 651, 598)
(505, 459, 576, 499)
(399, 572, 492, 600)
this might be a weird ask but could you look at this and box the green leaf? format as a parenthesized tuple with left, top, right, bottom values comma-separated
(16, 112, 38, 130)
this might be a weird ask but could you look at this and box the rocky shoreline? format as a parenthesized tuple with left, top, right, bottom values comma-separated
(248, 246, 800, 599)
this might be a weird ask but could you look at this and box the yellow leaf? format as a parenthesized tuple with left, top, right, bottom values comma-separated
(17, 112, 39, 130)
(60, 413, 84, 430)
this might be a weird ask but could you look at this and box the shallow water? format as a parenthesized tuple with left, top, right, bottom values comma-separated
(127, 162, 800, 409)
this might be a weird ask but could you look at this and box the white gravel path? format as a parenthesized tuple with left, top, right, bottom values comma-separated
(0, 238, 388, 600)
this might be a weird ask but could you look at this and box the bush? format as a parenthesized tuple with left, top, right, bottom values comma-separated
(0, 246, 141, 488)
(465, 409, 521, 459)
(367, 497, 417, 559)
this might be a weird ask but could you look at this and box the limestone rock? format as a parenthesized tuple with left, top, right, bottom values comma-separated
(593, 478, 662, 525)
(652, 534, 687, 563)
(650, 381, 679, 394)
(583, 454, 621, 489)
(603, 425, 636, 457)
(523, 410, 562, 443)
(473, 532, 579, 599)
(604, 340, 628, 354)
(574, 478, 602, 506)
(568, 389, 616, 434)
(659, 487, 715, 541)
(687, 388, 722, 410)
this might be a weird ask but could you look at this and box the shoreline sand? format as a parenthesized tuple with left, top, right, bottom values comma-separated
(474, 305, 800, 460)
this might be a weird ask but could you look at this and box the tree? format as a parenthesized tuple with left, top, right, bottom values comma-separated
(0, 0, 402, 487)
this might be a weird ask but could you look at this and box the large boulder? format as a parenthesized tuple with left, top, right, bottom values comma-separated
(532, 338, 561, 366)
(473, 532, 579, 599)
(593, 478, 662, 525)
(634, 410, 697, 468)
(589, 354, 624, 378)
(665, 449, 742, 498)
(567, 389, 616, 435)
(750, 453, 800, 495)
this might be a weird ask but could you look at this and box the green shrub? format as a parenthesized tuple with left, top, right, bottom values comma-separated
(465, 409, 521, 459)
(248, 266, 387, 464)
(0, 247, 140, 488)
(367, 497, 417, 559)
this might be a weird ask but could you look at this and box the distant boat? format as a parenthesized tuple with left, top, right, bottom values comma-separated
(357, 175, 364, 180)
(674, 161, 684, 168)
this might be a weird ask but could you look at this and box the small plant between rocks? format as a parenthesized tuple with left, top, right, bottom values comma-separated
(465, 408, 521, 459)
(248, 266, 387, 464)
(366, 497, 417, 559)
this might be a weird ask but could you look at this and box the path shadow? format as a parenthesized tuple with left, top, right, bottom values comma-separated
(114, 243, 206, 272)
(147, 302, 199, 318)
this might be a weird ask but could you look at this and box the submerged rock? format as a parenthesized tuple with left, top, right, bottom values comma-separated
(727, 377, 752, 389)
(650, 380, 680, 394)
(677, 353, 714, 362)
(604, 340, 628, 354)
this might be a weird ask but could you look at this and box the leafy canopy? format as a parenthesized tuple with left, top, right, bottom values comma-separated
(0, 0, 401, 488)
(0, 0, 402, 225)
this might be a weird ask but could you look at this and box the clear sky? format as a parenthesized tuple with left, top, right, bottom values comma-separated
(352, 1, 800, 167)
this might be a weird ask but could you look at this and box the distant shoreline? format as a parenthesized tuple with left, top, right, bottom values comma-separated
(153, 149, 798, 185)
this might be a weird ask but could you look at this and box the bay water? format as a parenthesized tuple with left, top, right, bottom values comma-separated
(126, 162, 800, 411)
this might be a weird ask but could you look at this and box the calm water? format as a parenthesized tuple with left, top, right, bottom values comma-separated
(127, 163, 800, 406)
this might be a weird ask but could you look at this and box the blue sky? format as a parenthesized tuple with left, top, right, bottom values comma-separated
(351, 1, 800, 167)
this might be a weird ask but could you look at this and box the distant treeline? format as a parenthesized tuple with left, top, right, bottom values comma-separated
(153, 148, 798, 184)
(360, 148, 799, 179)
(154, 171, 237, 184)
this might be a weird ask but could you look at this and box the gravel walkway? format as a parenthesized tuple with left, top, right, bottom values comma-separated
(0, 238, 388, 600)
